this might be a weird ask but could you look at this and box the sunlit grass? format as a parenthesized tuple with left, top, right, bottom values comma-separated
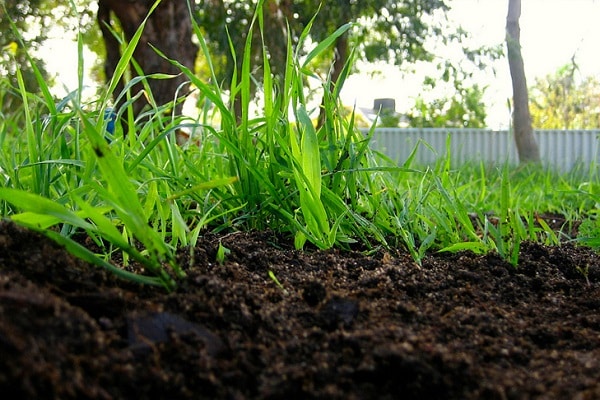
(1, 1, 599, 289)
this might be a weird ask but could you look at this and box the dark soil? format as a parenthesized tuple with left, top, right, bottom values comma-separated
(1, 220, 600, 399)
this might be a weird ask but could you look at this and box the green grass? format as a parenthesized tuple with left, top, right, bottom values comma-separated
(1, 1, 599, 290)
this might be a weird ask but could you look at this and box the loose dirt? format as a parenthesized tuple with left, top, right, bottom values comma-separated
(1, 220, 599, 399)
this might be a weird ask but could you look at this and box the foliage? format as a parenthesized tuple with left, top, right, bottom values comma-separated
(290, 0, 449, 65)
(406, 38, 503, 128)
(377, 108, 403, 128)
(407, 83, 487, 128)
(1, 1, 102, 110)
(194, 0, 450, 89)
(529, 61, 600, 129)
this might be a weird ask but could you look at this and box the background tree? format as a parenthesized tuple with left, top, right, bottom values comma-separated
(98, 0, 197, 117)
(506, 0, 540, 163)
(1, 0, 102, 115)
(291, 0, 450, 80)
(196, 0, 452, 121)
(1, 0, 50, 113)
(529, 60, 600, 129)
(3, 0, 497, 132)
(195, 0, 292, 120)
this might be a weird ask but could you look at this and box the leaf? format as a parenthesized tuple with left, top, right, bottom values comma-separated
(302, 23, 352, 68)
(0, 188, 93, 230)
(297, 106, 321, 198)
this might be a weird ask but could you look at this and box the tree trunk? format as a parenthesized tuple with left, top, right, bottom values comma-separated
(97, 0, 196, 118)
(506, 0, 540, 163)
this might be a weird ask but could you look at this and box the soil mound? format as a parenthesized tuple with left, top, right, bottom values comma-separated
(1, 221, 599, 399)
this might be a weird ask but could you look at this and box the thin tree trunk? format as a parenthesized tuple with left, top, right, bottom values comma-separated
(97, 0, 196, 118)
(506, 0, 540, 163)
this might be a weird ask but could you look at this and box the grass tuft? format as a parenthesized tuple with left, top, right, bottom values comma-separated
(0, 2, 598, 289)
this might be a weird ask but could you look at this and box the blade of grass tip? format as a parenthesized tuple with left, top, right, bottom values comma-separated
(187, 1, 219, 86)
(300, 23, 352, 78)
(258, 9, 274, 124)
(281, 21, 295, 113)
(331, 46, 355, 99)
(77, 19, 84, 104)
(268, 270, 288, 295)
(297, 106, 321, 199)
(300, 19, 352, 67)
(535, 213, 560, 245)
(225, 27, 240, 113)
(240, 2, 258, 128)
(296, 106, 330, 242)
(216, 241, 230, 265)
(477, 160, 487, 205)
(15, 68, 41, 194)
(418, 229, 437, 260)
(401, 140, 422, 170)
(500, 164, 511, 222)
(170, 201, 189, 247)
(294, 5, 321, 60)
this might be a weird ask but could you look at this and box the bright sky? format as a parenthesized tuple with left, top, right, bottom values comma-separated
(340, 0, 600, 128)
(44, 1, 600, 129)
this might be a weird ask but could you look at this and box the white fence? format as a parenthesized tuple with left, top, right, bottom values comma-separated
(362, 128, 600, 172)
